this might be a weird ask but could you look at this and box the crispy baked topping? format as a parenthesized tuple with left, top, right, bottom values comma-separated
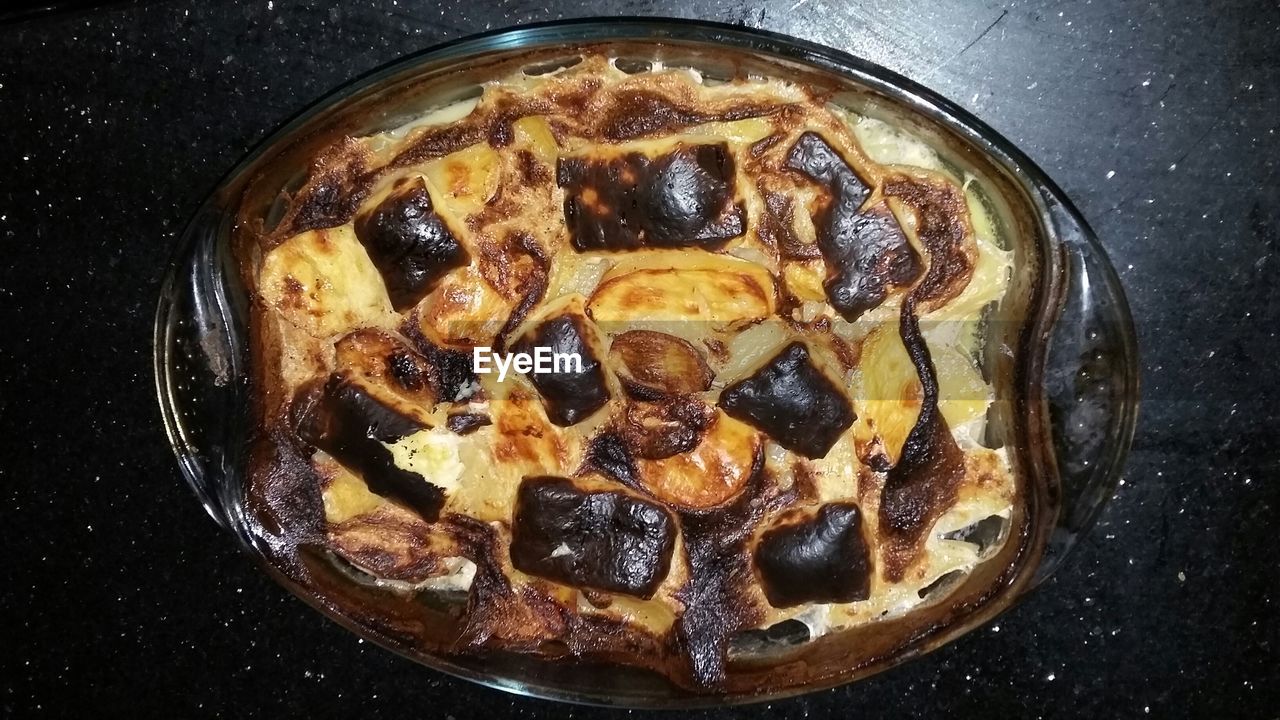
(242, 53, 1018, 691)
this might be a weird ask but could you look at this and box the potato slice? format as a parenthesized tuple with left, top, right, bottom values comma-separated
(857, 324, 990, 461)
(512, 116, 558, 165)
(783, 260, 827, 303)
(416, 264, 510, 347)
(588, 251, 775, 340)
(424, 142, 500, 216)
(635, 410, 760, 508)
(319, 457, 385, 524)
(259, 226, 392, 338)
(856, 325, 922, 464)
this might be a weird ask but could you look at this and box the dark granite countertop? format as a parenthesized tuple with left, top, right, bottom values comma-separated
(2, 1, 1277, 717)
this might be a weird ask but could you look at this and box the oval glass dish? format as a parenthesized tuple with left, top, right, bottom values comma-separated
(154, 18, 1139, 707)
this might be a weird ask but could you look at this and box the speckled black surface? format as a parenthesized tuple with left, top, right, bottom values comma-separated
(2, 1, 1277, 717)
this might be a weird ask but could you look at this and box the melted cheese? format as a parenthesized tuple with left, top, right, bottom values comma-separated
(381, 427, 465, 495)
(262, 55, 1021, 670)
(259, 226, 393, 338)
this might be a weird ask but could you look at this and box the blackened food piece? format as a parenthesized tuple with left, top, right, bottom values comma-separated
(354, 177, 470, 311)
(879, 301, 966, 580)
(786, 132, 922, 320)
(419, 343, 477, 402)
(514, 315, 610, 426)
(754, 503, 872, 607)
(719, 342, 854, 459)
(296, 376, 446, 520)
(584, 433, 640, 488)
(558, 143, 745, 251)
(511, 476, 676, 598)
(445, 412, 491, 435)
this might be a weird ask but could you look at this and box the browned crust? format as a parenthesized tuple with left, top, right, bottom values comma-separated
(258, 68, 803, 249)
(884, 172, 977, 310)
(229, 49, 1040, 696)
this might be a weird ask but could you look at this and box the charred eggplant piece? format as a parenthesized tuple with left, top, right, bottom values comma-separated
(609, 330, 714, 399)
(558, 143, 745, 251)
(879, 302, 966, 581)
(754, 503, 873, 608)
(514, 315, 610, 426)
(718, 342, 854, 459)
(785, 132, 921, 320)
(296, 375, 446, 520)
(354, 177, 470, 311)
(510, 476, 676, 598)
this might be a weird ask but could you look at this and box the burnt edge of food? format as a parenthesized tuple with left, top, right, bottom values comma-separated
(883, 173, 975, 309)
(673, 447, 772, 686)
(399, 319, 481, 403)
(244, 420, 330, 567)
(597, 87, 788, 142)
(785, 131, 922, 320)
(558, 142, 746, 252)
(333, 329, 440, 404)
(493, 231, 550, 355)
(510, 476, 677, 598)
(754, 502, 873, 608)
(446, 412, 492, 435)
(758, 187, 818, 261)
(583, 431, 641, 489)
(877, 298, 966, 581)
(327, 512, 451, 583)
(619, 396, 715, 461)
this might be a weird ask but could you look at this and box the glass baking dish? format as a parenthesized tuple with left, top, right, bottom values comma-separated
(153, 18, 1139, 707)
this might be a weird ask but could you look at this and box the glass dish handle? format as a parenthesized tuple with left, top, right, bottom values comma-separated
(1032, 195, 1140, 583)
(154, 203, 253, 546)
